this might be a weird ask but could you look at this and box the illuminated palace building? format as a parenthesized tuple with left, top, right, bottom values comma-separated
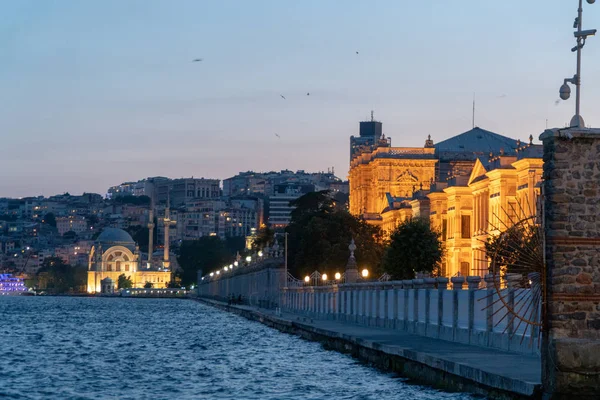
(349, 117, 543, 278)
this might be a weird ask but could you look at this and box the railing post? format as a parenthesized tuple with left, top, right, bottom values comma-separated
(402, 280, 412, 328)
(413, 279, 423, 329)
(484, 274, 496, 333)
(506, 273, 522, 337)
(467, 276, 482, 331)
(450, 276, 465, 335)
(423, 278, 436, 328)
(437, 277, 448, 336)
(392, 283, 399, 329)
(373, 284, 382, 326)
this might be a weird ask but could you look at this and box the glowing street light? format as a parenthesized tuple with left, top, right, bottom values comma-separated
(335, 272, 341, 280)
(258, 251, 263, 257)
(234, 261, 239, 267)
(361, 269, 369, 278)
(245, 256, 252, 263)
(304, 276, 310, 283)
(210, 272, 214, 277)
(322, 273, 328, 281)
(216, 271, 220, 275)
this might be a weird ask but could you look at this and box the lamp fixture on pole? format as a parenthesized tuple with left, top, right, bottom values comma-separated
(559, 0, 596, 128)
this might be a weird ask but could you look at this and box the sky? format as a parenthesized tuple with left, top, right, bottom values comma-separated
(1, 0, 600, 197)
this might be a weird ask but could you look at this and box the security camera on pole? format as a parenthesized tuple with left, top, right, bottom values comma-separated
(559, 0, 596, 128)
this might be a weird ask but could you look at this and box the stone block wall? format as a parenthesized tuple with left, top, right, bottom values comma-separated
(541, 128, 600, 398)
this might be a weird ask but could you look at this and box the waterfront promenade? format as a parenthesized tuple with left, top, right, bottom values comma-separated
(197, 297, 541, 399)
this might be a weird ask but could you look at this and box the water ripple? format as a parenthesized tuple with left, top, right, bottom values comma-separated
(0, 297, 479, 399)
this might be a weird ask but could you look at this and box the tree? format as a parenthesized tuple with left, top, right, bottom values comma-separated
(382, 218, 444, 280)
(225, 236, 246, 256)
(144, 281, 153, 288)
(286, 191, 387, 278)
(126, 225, 150, 252)
(166, 276, 182, 288)
(86, 214, 99, 227)
(177, 237, 232, 285)
(36, 257, 75, 293)
(251, 226, 274, 251)
(113, 195, 151, 206)
(63, 230, 78, 241)
(485, 223, 541, 275)
(118, 274, 133, 289)
(44, 212, 56, 228)
(289, 190, 335, 221)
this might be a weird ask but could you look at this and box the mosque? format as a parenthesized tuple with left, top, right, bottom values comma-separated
(87, 227, 172, 293)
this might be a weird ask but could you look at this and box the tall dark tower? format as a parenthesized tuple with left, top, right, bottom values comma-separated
(350, 111, 387, 160)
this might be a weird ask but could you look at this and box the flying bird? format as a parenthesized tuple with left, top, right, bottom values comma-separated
(192, 58, 203, 62)
(497, 94, 507, 98)
(275, 133, 281, 139)
(280, 94, 286, 100)
(307, 92, 310, 96)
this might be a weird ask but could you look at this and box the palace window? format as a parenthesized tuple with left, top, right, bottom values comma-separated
(442, 220, 447, 241)
(116, 261, 121, 272)
(460, 262, 470, 277)
(461, 215, 471, 239)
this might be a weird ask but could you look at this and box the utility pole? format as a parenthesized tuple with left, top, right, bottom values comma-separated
(559, 0, 596, 128)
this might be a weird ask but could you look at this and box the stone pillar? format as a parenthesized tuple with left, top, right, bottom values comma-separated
(467, 276, 482, 331)
(484, 274, 496, 333)
(451, 276, 465, 333)
(437, 277, 448, 330)
(541, 128, 600, 398)
(345, 239, 359, 283)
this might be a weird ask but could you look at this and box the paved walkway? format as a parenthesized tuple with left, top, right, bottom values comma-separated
(198, 298, 542, 398)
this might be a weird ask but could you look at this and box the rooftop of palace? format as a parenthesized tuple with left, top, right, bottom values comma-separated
(351, 147, 437, 167)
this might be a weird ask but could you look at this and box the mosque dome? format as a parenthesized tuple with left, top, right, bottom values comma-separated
(96, 228, 135, 245)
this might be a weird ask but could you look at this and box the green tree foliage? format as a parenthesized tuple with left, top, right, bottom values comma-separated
(177, 237, 232, 285)
(382, 218, 444, 280)
(224, 236, 246, 256)
(286, 191, 386, 278)
(117, 274, 133, 289)
(36, 257, 84, 293)
(126, 225, 151, 252)
(63, 230, 78, 241)
(166, 276, 183, 288)
(289, 190, 335, 221)
(113, 195, 151, 206)
(251, 226, 274, 251)
(86, 214, 99, 227)
(144, 281, 153, 288)
(44, 212, 57, 227)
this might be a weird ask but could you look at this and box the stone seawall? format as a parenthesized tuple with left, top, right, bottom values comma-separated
(195, 297, 541, 400)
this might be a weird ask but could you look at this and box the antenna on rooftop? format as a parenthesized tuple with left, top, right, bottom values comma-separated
(371, 110, 374, 122)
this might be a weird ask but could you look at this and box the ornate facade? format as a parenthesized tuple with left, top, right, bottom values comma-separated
(348, 119, 543, 278)
(87, 228, 171, 293)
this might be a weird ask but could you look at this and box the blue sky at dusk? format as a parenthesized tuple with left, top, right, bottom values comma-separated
(1, 0, 599, 197)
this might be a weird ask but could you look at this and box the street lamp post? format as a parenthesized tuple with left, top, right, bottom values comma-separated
(284, 232, 288, 288)
(560, 0, 596, 128)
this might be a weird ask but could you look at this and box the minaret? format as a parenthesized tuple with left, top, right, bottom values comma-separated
(162, 194, 176, 270)
(147, 196, 155, 268)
